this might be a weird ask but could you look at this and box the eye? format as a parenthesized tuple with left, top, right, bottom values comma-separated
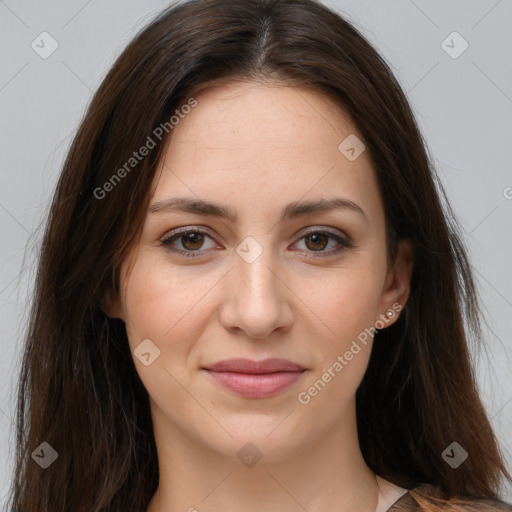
(291, 228, 353, 257)
(161, 227, 220, 258)
(161, 226, 352, 259)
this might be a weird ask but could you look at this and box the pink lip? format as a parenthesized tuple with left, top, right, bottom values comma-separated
(203, 358, 306, 398)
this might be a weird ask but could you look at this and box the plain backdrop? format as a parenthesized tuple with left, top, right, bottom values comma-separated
(0, 0, 511, 507)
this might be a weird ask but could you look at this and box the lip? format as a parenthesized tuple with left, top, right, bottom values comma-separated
(202, 358, 306, 398)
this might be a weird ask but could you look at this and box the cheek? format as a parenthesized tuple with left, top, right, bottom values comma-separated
(119, 257, 215, 407)
(295, 273, 379, 421)
(291, 255, 384, 405)
(297, 265, 383, 343)
(122, 264, 174, 343)
(120, 255, 212, 355)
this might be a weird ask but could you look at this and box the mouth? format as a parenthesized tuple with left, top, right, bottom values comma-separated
(202, 358, 307, 399)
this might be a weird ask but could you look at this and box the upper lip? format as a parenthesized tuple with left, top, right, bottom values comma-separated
(203, 358, 305, 374)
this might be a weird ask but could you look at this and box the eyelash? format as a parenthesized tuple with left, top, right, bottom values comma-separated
(160, 226, 353, 259)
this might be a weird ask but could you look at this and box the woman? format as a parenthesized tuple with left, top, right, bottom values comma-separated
(9, 0, 512, 510)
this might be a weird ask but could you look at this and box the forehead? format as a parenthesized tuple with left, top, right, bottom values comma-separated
(151, 81, 382, 224)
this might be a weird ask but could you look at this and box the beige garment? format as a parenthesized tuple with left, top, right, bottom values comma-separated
(374, 476, 512, 511)
(375, 475, 409, 512)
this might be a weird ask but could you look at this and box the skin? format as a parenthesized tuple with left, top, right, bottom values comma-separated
(105, 80, 414, 512)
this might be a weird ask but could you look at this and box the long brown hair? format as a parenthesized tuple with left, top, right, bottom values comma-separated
(9, 0, 511, 510)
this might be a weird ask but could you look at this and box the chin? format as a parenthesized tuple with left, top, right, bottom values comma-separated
(199, 416, 310, 465)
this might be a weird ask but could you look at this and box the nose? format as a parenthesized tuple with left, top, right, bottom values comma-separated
(218, 243, 294, 339)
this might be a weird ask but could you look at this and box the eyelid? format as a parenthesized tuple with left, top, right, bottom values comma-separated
(295, 226, 351, 242)
(161, 225, 219, 243)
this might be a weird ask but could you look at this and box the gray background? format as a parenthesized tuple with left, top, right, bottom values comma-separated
(1, 0, 511, 507)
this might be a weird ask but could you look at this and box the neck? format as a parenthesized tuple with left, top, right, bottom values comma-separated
(147, 399, 381, 512)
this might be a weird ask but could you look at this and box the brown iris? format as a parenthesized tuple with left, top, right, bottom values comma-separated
(304, 233, 328, 251)
(181, 232, 205, 250)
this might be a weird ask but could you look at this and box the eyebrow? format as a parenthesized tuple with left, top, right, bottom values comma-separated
(149, 196, 368, 223)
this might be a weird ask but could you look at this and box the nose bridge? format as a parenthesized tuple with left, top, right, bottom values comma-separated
(234, 235, 281, 304)
(220, 235, 292, 338)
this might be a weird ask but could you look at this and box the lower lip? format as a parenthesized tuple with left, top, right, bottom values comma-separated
(204, 370, 305, 398)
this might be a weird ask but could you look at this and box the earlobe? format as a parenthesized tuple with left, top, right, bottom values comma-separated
(378, 239, 414, 325)
(392, 238, 414, 306)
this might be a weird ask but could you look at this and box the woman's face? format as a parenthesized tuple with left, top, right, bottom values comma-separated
(109, 80, 412, 463)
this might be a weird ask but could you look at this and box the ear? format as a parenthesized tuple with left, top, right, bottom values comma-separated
(376, 239, 414, 327)
(100, 287, 124, 320)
